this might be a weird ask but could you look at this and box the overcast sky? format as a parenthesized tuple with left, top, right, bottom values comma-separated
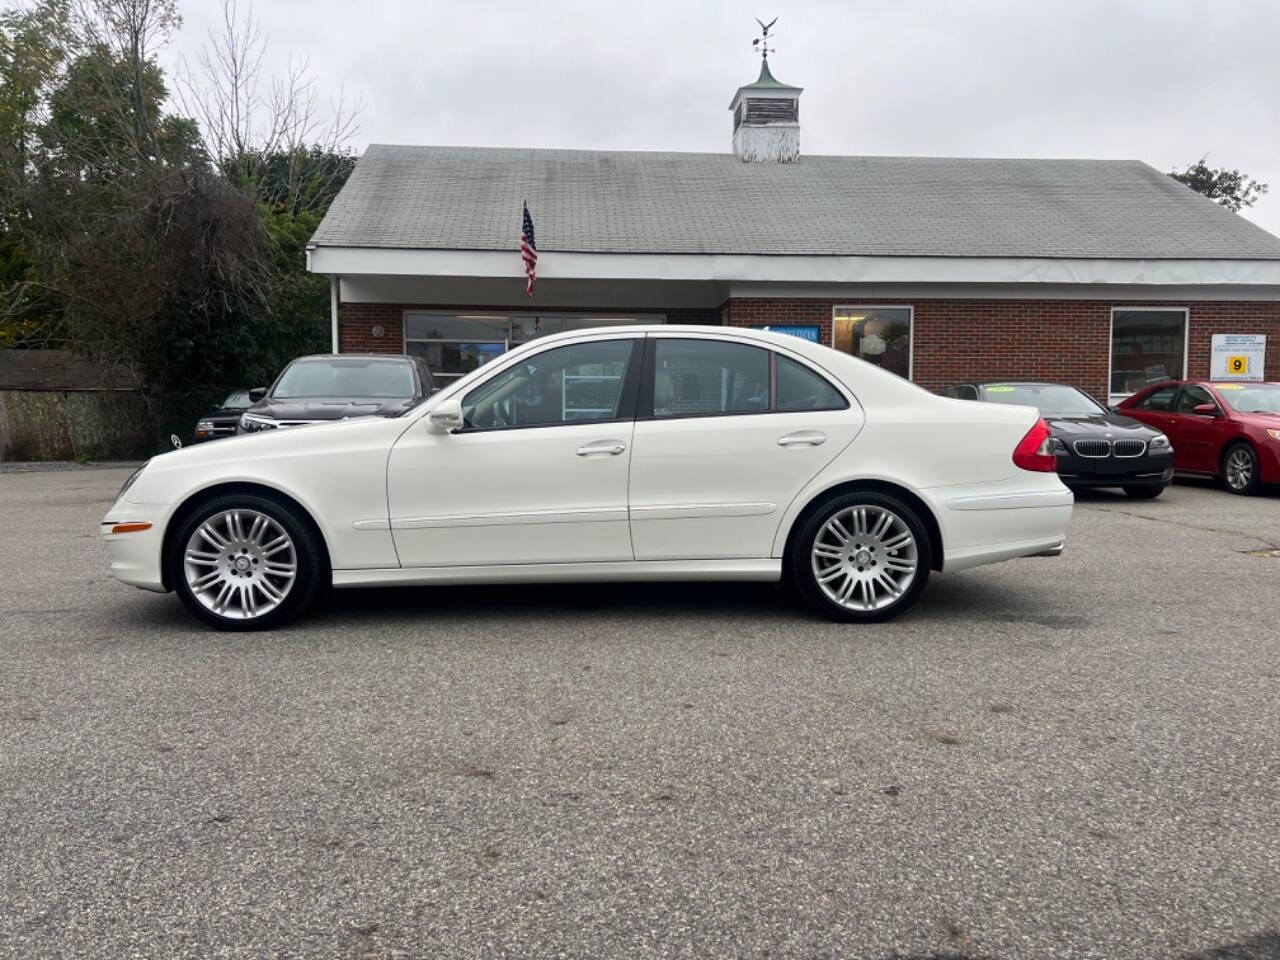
(161, 0, 1280, 236)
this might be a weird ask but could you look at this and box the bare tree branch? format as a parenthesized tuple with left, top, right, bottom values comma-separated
(174, 0, 362, 212)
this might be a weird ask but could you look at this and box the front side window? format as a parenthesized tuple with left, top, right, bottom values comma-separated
(461, 340, 636, 430)
(834, 306, 912, 380)
(651, 339, 769, 417)
(1174, 385, 1217, 414)
(272, 359, 416, 399)
(1136, 384, 1179, 411)
(1110, 309, 1186, 401)
(776, 356, 847, 410)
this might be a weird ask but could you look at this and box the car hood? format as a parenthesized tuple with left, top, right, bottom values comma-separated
(1232, 409, 1280, 426)
(1044, 412, 1162, 439)
(248, 397, 416, 420)
(202, 406, 247, 420)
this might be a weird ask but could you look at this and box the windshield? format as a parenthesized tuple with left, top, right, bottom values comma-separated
(221, 390, 251, 410)
(1214, 383, 1280, 414)
(982, 383, 1105, 417)
(272, 359, 416, 399)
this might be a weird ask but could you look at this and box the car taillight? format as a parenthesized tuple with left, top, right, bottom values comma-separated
(1012, 417, 1058, 472)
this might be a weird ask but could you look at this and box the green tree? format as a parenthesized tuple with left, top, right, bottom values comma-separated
(2, 0, 361, 448)
(0, 0, 71, 346)
(1170, 157, 1269, 213)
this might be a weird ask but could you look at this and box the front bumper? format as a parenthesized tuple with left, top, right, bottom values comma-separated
(100, 506, 169, 592)
(1257, 440, 1280, 485)
(1056, 449, 1174, 487)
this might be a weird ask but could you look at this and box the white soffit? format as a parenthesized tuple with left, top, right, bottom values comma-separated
(308, 246, 1280, 287)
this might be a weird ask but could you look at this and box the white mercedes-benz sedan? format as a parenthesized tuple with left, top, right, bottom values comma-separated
(102, 326, 1072, 630)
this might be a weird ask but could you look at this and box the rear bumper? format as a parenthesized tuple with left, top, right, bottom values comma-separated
(931, 482, 1074, 573)
(100, 507, 169, 592)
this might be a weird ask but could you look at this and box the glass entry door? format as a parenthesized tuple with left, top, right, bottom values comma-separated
(405, 313, 656, 387)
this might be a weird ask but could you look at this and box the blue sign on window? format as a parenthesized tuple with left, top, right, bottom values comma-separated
(751, 324, 821, 342)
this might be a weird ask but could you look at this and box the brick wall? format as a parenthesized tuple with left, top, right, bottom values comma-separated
(338, 303, 405, 354)
(727, 298, 1280, 400)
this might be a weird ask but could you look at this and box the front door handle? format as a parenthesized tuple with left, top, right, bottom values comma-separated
(577, 440, 627, 456)
(778, 430, 827, 447)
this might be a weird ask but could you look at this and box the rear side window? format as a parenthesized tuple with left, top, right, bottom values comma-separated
(652, 339, 769, 417)
(776, 356, 847, 410)
(1137, 385, 1179, 411)
(944, 384, 979, 400)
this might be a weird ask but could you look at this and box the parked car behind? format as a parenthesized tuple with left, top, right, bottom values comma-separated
(1118, 380, 1280, 495)
(238, 354, 434, 434)
(193, 390, 252, 443)
(944, 380, 1174, 498)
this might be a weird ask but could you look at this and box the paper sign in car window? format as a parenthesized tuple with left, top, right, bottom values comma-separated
(986, 386, 1016, 393)
(1215, 384, 1245, 390)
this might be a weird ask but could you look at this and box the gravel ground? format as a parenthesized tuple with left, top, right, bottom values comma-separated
(1, 468, 1278, 960)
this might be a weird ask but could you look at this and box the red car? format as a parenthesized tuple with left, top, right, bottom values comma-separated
(1117, 380, 1280, 495)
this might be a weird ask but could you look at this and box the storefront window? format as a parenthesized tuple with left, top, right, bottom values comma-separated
(404, 313, 657, 386)
(1110, 308, 1187, 402)
(833, 306, 912, 379)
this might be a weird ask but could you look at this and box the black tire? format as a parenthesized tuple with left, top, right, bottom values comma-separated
(789, 491, 933, 623)
(1221, 442, 1261, 496)
(1123, 484, 1165, 499)
(167, 493, 326, 631)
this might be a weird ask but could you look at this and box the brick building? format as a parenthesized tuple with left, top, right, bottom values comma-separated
(307, 60, 1280, 404)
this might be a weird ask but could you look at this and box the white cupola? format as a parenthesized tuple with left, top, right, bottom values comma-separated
(729, 53, 803, 163)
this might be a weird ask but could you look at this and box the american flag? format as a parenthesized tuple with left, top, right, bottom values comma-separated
(520, 201, 537, 296)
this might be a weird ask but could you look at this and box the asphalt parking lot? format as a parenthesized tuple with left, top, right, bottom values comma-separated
(1, 466, 1278, 960)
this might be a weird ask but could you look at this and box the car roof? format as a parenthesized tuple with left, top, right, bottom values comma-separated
(291, 353, 413, 363)
(970, 379, 1076, 388)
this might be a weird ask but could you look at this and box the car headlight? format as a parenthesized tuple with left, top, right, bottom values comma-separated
(195, 420, 216, 436)
(1148, 433, 1171, 450)
(115, 461, 148, 503)
(1051, 437, 1068, 453)
(1267, 429, 1280, 442)
(239, 412, 276, 432)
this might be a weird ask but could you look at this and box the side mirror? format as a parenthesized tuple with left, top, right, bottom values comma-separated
(1107, 404, 1120, 413)
(248, 387, 267, 402)
(1192, 402, 1218, 417)
(426, 397, 465, 434)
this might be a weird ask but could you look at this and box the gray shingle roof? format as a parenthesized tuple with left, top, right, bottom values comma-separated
(311, 144, 1280, 260)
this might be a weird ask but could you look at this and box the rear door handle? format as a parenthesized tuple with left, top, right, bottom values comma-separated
(778, 430, 827, 447)
(576, 440, 627, 456)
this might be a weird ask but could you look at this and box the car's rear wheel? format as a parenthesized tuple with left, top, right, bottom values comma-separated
(790, 491, 932, 623)
(168, 494, 325, 630)
(1222, 443, 1260, 496)
(1123, 484, 1165, 499)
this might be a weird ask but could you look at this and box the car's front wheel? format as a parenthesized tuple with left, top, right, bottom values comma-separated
(1222, 443, 1260, 496)
(790, 491, 932, 623)
(168, 494, 325, 630)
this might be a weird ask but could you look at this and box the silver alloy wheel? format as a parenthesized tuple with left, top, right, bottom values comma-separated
(810, 504, 918, 612)
(1225, 447, 1254, 491)
(183, 509, 297, 620)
